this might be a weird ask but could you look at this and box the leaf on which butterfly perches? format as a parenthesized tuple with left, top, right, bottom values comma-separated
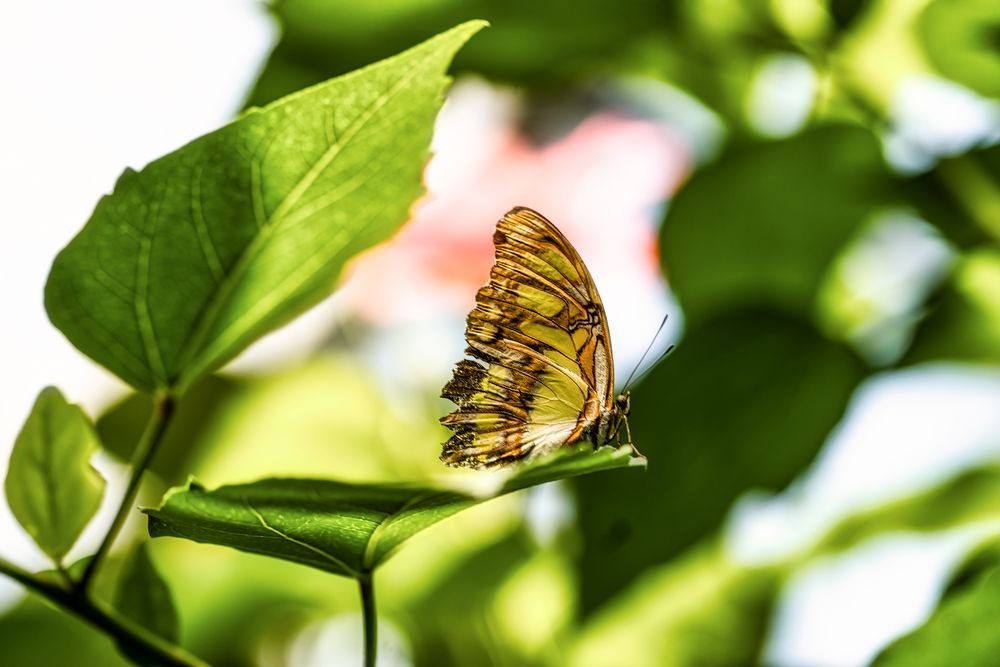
(144, 444, 641, 578)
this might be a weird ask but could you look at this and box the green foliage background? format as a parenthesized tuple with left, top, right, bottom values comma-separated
(4, 1, 1000, 666)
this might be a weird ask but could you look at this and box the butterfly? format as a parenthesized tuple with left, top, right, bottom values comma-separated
(440, 206, 636, 468)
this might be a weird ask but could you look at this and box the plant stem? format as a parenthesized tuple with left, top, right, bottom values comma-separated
(79, 393, 176, 592)
(359, 570, 377, 667)
(0, 555, 207, 667)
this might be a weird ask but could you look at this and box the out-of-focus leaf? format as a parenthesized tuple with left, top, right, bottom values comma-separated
(4, 387, 106, 564)
(569, 544, 780, 667)
(812, 464, 1000, 558)
(871, 561, 1000, 666)
(829, 0, 870, 32)
(573, 310, 866, 612)
(662, 126, 894, 325)
(145, 445, 641, 577)
(0, 597, 131, 667)
(97, 375, 243, 485)
(44, 21, 485, 393)
(248, 1, 678, 105)
(918, 0, 1000, 98)
(902, 249, 1000, 365)
(113, 544, 180, 664)
(941, 536, 1000, 599)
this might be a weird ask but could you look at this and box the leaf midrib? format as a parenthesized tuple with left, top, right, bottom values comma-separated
(170, 44, 443, 389)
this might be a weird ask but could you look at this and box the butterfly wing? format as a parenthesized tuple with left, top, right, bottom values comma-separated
(440, 207, 616, 468)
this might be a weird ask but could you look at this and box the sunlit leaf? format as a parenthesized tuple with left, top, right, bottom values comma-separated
(573, 310, 866, 612)
(4, 387, 106, 564)
(662, 126, 894, 325)
(44, 21, 486, 393)
(145, 445, 640, 577)
(918, 0, 1000, 98)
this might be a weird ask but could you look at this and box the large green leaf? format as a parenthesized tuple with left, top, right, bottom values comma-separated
(145, 445, 640, 577)
(573, 310, 866, 612)
(871, 561, 1000, 666)
(4, 387, 106, 564)
(44, 21, 485, 393)
(918, 0, 1000, 98)
(662, 126, 894, 325)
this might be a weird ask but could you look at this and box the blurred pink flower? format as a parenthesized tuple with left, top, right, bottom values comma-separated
(338, 79, 691, 356)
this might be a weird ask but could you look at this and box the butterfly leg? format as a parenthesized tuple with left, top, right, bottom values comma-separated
(621, 415, 644, 459)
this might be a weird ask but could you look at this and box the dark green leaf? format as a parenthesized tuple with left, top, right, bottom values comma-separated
(44, 21, 486, 393)
(918, 0, 1000, 98)
(573, 310, 866, 612)
(662, 126, 894, 325)
(871, 561, 1000, 666)
(113, 544, 179, 647)
(97, 375, 243, 484)
(4, 387, 106, 564)
(145, 445, 640, 577)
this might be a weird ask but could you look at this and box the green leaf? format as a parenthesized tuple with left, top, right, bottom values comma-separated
(113, 544, 180, 666)
(573, 310, 867, 612)
(144, 445, 640, 577)
(4, 387, 106, 564)
(871, 561, 1000, 666)
(44, 21, 486, 393)
(662, 126, 894, 325)
(918, 0, 1000, 98)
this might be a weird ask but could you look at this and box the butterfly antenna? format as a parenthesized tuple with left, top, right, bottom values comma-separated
(621, 314, 672, 392)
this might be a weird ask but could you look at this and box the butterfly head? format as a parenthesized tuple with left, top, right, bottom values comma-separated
(615, 392, 631, 417)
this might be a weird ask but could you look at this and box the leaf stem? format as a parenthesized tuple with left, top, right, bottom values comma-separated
(0, 555, 207, 667)
(359, 569, 377, 667)
(79, 392, 176, 592)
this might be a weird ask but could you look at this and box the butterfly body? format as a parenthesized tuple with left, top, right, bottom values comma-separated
(440, 207, 633, 468)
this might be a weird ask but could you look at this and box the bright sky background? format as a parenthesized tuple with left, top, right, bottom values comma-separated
(2, 3, 1000, 666)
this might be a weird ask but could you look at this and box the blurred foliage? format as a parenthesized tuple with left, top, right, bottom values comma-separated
(918, 0, 1000, 98)
(569, 544, 781, 667)
(573, 310, 866, 611)
(872, 558, 1000, 666)
(661, 126, 896, 325)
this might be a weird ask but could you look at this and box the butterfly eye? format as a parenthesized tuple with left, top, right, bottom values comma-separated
(616, 393, 631, 413)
